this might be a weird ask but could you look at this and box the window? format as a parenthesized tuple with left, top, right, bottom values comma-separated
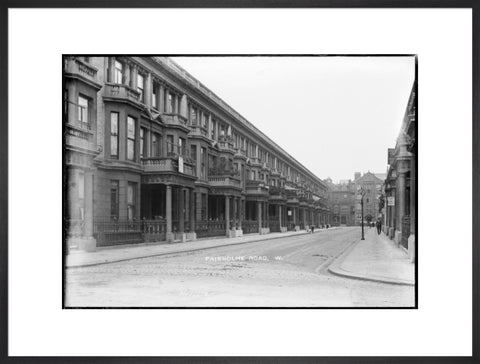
(179, 137, 186, 156)
(200, 147, 206, 179)
(152, 86, 157, 109)
(110, 180, 119, 220)
(167, 135, 174, 154)
(211, 119, 216, 140)
(78, 171, 84, 199)
(78, 96, 89, 124)
(114, 60, 123, 84)
(201, 113, 207, 128)
(140, 128, 146, 158)
(191, 145, 197, 176)
(151, 132, 161, 157)
(110, 112, 119, 158)
(137, 74, 144, 102)
(127, 116, 136, 161)
(167, 92, 174, 113)
(127, 182, 136, 220)
(190, 106, 197, 125)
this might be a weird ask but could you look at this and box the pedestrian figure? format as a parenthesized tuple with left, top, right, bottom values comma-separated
(376, 218, 382, 235)
(311, 225, 315, 233)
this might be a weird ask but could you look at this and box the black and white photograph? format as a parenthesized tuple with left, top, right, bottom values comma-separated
(63, 55, 417, 308)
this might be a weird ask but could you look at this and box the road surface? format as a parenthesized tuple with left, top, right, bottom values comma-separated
(65, 227, 415, 307)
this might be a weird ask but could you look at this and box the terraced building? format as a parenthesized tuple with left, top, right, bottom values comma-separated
(64, 56, 330, 251)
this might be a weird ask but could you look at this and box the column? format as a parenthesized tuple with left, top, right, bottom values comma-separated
(190, 189, 195, 233)
(131, 65, 138, 90)
(166, 185, 173, 242)
(397, 172, 406, 232)
(180, 94, 188, 118)
(159, 85, 165, 112)
(124, 62, 130, 87)
(233, 197, 238, 229)
(293, 207, 297, 225)
(108, 57, 115, 83)
(303, 208, 307, 229)
(238, 198, 243, 229)
(83, 171, 94, 238)
(409, 156, 416, 261)
(145, 72, 152, 108)
(225, 196, 230, 233)
(278, 205, 282, 227)
(257, 201, 262, 233)
(179, 188, 185, 233)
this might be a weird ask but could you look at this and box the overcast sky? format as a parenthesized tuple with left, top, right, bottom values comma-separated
(173, 56, 415, 183)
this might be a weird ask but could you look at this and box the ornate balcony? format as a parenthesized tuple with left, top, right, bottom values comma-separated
(162, 113, 188, 129)
(189, 125, 208, 138)
(208, 175, 241, 189)
(218, 136, 235, 153)
(103, 83, 143, 109)
(269, 186, 287, 202)
(65, 122, 96, 154)
(64, 57, 101, 89)
(245, 179, 269, 196)
(142, 157, 195, 176)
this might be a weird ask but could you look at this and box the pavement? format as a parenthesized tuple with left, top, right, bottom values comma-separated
(328, 227, 415, 286)
(66, 227, 337, 268)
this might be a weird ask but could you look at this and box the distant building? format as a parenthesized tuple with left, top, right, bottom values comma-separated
(325, 178, 355, 226)
(353, 172, 384, 225)
(384, 80, 416, 261)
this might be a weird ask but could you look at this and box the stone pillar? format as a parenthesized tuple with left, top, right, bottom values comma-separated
(131, 65, 138, 90)
(180, 94, 188, 118)
(257, 201, 262, 233)
(278, 205, 282, 227)
(303, 208, 307, 229)
(396, 171, 406, 245)
(159, 85, 165, 113)
(225, 196, 230, 234)
(238, 198, 243, 229)
(76, 170, 96, 252)
(207, 114, 212, 139)
(124, 62, 130, 86)
(166, 185, 173, 242)
(179, 188, 185, 234)
(190, 189, 195, 233)
(145, 72, 152, 107)
(233, 197, 238, 229)
(408, 156, 416, 262)
(108, 57, 115, 83)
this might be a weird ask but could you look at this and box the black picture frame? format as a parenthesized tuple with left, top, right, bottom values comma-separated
(1, 1, 478, 363)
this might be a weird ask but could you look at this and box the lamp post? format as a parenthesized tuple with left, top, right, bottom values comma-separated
(359, 187, 366, 240)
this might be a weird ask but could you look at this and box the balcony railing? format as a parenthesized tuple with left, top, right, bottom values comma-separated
(162, 113, 188, 127)
(245, 180, 269, 195)
(104, 83, 142, 106)
(64, 57, 98, 84)
(142, 157, 195, 176)
(65, 122, 96, 152)
(208, 175, 241, 188)
(189, 125, 208, 137)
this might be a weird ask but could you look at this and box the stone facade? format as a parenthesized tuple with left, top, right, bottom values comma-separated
(64, 56, 331, 251)
(325, 178, 355, 226)
(384, 81, 416, 262)
(353, 172, 384, 225)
